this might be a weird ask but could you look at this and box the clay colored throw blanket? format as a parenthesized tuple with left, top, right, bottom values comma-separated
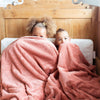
(1, 38, 100, 100)
(0, 36, 58, 100)
(46, 40, 100, 100)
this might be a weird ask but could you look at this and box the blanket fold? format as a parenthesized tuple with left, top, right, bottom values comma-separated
(0, 36, 58, 100)
(57, 40, 100, 100)
(1, 38, 100, 100)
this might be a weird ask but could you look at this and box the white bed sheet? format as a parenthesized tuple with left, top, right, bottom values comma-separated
(1, 38, 93, 64)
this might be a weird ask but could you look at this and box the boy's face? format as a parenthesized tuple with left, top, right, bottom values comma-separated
(32, 27, 47, 38)
(55, 31, 69, 46)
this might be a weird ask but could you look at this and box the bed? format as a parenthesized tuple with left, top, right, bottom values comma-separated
(1, 37, 94, 64)
(1, 36, 100, 100)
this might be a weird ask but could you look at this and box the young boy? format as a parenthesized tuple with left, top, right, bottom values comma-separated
(55, 28, 70, 48)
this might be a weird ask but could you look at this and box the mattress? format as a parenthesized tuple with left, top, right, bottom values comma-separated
(1, 37, 93, 64)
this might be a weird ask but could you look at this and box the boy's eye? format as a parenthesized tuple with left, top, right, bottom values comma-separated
(58, 39, 62, 41)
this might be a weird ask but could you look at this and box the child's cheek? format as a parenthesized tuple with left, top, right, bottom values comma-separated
(58, 41, 62, 45)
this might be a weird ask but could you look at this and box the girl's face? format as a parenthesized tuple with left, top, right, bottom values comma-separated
(32, 27, 47, 38)
(55, 31, 69, 46)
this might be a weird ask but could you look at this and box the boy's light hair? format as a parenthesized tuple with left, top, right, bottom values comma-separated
(56, 28, 69, 36)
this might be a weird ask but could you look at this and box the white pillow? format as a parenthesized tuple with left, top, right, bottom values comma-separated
(1, 38, 93, 64)
(71, 39, 93, 65)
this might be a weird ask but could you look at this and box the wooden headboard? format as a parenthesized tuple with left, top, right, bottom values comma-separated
(0, 0, 97, 54)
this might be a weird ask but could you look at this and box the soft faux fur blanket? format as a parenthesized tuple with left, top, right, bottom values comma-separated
(0, 36, 58, 100)
(45, 40, 100, 100)
(1, 37, 100, 100)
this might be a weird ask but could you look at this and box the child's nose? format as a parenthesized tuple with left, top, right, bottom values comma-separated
(62, 39, 65, 43)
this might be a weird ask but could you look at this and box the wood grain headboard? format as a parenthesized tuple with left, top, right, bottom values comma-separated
(0, 0, 97, 54)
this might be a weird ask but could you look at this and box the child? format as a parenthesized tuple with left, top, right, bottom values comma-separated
(26, 17, 57, 38)
(31, 23, 47, 38)
(55, 28, 70, 48)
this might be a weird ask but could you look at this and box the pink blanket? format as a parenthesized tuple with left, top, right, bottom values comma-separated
(45, 40, 100, 100)
(1, 38, 100, 100)
(0, 36, 58, 100)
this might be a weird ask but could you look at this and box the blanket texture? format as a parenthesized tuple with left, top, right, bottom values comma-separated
(0, 36, 58, 100)
(1, 37, 100, 100)
(45, 40, 100, 100)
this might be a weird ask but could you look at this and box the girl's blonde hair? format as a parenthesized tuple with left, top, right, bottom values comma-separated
(26, 17, 57, 37)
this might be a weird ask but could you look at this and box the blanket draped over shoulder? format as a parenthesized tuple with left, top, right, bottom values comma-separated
(0, 36, 58, 100)
(45, 40, 100, 100)
(1, 38, 100, 100)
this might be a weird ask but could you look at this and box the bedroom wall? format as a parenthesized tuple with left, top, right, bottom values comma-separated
(0, 0, 97, 54)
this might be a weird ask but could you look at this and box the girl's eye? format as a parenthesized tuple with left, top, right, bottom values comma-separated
(65, 38, 68, 40)
(34, 35, 38, 36)
(40, 36, 43, 37)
